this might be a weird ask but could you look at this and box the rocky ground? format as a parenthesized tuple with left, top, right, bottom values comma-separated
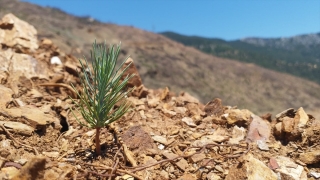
(0, 13, 320, 180)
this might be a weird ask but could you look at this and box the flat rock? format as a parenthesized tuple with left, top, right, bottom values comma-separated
(0, 121, 34, 136)
(3, 106, 58, 130)
(121, 125, 156, 153)
(275, 108, 295, 120)
(177, 173, 196, 180)
(42, 151, 59, 158)
(299, 150, 320, 164)
(162, 151, 179, 159)
(152, 135, 168, 145)
(275, 156, 307, 180)
(246, 114, 271, 143)
(181, 117, 196, 127)
(225, 153, 278, 180)
(190, 153, 206, 163)
(192, 128, 229, 146)
(175, 158, 189, 172)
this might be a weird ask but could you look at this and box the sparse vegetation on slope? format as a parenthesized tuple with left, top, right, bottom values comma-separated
(160, 31, 320, 84)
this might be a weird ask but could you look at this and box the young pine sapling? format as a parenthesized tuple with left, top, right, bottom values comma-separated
(70, 41, 134, 155)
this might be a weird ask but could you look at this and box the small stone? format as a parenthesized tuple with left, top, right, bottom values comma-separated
(158, 144, 165, 150)
(0, 121, 34, 136)
(175, 158, 189, 171)
(122, 174, 134, 180)
(16, 159, 28, 166)
(275, 156, 306, 180)
(177, 173, 196, 180)
(257, 140, 269, 151)
(275, 108, 295, 120)
(190, 153, 206, 163)
(223, 109, 252, 126)
(299, 150, 320, 164)
(127, 97, 144, 106)
(50, 56, 62, 65)
(121, 57, 143, 87)
(229, 126, 246, 144)
(273, 122, 283, 138)
(207, 172, 221, 180)
(160, 170, 169, 179)
(162, 109, 176, 117)
(268, 157, 279, 170)
(282, 117, 294, 133)
(152, 135, 168, 145)
(310, 172, 320, 179)
(246, 114, 271, 143)
(174, 107, 187, 114)
(191, 132, 203, 139)
(84, 129, 96, 137)
(42, 151, 59, 158)
(139, 110, 147, 119)
(215, 165, 224, 173)
(181, 117, 196, 127)
(295, 107, 309, 130)
(147, 97, 159, 108)
(162, 151, 178, 159)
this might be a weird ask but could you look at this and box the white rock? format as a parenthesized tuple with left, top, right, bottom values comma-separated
(152, 135, 168, 145)
(50, 56, 62, 65)
(275, 156, 307, 180)
(181, 117, 196, 127)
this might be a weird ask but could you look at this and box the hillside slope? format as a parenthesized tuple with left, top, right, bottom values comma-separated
(161, 31, 320, 84)
(1, 0, 320, 118)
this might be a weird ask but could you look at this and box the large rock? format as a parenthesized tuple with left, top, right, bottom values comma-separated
(121, 57, 143, 87)
(226, 153, 278, 180)
(246, 114, 271, 143)
(274, 107, 310, 142)
(222, 109, 252, 126)
(275, 156, 307, 180)
(0, 13, 38, 51)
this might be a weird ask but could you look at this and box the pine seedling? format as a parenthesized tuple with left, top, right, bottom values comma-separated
(70, 41, 134, 155)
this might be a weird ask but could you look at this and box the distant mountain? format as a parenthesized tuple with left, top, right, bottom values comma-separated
(160, 32, 320, 84)
(1, 0, 320, 118)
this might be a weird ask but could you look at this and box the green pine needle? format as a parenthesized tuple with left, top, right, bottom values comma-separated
(70, 41, 134, 129)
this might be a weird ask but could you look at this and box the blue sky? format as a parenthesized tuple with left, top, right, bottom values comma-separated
(22, 0, 320, 40)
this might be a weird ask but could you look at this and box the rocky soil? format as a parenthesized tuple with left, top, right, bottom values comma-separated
(0, 13, 320, 180)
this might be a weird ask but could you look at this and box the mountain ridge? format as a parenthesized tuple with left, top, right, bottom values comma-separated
(160, 31, 320, 84)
